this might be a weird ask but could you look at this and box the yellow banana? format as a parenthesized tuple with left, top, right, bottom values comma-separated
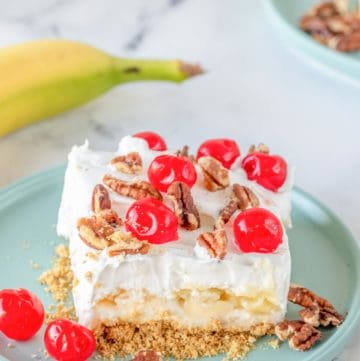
(0, 39, 203, 137)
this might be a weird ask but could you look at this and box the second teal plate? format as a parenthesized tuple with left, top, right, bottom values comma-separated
(264, 0, 360, 83)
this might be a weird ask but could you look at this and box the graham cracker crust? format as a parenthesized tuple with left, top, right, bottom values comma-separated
(94, 320, 274, 360)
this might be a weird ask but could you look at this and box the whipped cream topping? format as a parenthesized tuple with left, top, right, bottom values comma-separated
(57, 136, 293, 328)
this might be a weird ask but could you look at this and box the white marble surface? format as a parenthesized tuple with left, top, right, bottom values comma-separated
(0, 0, 359, 359)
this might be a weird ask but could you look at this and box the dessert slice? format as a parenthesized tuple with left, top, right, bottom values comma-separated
(57, 133, 294, 359)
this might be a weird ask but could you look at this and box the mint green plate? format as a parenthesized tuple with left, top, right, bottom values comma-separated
(264, 0, 360, 83)
(0, 166, 359, 361)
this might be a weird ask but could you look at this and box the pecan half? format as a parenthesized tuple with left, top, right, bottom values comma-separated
(111, 152, 142, 174)
(103, 175, 162, 201)
(77, 215, 114, 250)
(288, 284, 344, 327)
(198, 156, 229, 191)
(216, 184, 259, 228)
(132, 350, 162, 361)
(248, 143, 270, 154)
(167, 181, 200, 230)
(175, 145, 194, 162)
(197, 229, 227, 260)
(91, 184, 111, 213)
(275, 320, 321, 351)
(107, 231, 150, 257)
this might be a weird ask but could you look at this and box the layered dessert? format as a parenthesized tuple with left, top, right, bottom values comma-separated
(57, 132, 295, 359)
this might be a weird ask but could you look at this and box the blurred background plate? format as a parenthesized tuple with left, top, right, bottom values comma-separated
(0, 166, 359, 360)
(264, 0, 360, 84)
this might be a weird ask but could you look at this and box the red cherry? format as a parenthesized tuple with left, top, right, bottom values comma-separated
(133, 131, 167, 151)
(148, 155, 197, 192)
(196, 138, 240, 169)
(241, 152, 287, 192)
(0, 288, 44, 341)
(44, 319, 96, 361)
(233, 207, 283, 253)
(125, 198, 178, 244)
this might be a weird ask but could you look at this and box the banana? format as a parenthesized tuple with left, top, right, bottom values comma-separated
(0, 39, 203, 137)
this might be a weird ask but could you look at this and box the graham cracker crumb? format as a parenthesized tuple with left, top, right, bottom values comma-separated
(94, 320, 273, 360)
(85, 271, 93, 281)
(86, 252, 100, 261)
(38, 244, 77, 322)
(7, 343, 15, 349)
(38, 244, 73, 302)
(268, 338, 280, 349)
(30, 261, 41, 270)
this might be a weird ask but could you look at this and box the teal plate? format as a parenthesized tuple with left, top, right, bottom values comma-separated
(264, 0, 360, 83)
(0, 166, 359, 361)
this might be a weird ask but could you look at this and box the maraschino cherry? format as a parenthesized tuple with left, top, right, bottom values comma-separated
(125, 198, 178, 244)
(196, 138, 240, 169)
(148, 155, 197, 192)
(44, 319, 96, 361)
(233, 207, 283, 253)
(241, 152, 287, 192)
(0, 288, 44, 340)
(133, 131, 167, 151)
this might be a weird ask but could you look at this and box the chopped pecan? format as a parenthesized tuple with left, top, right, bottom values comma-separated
(175, 145, 194, 162)
(300, 1, 360, 52)
(107, 231, 150, 257)
(233, 184, 259, 209)
(198, 156, 229, 191)
(288, 284, 344, 327)
(111, 152, 142, 174)
(216, 184, 259, 228)
(132, 350, 162, 361)
(91, 184, 111, 213)
(197, 229, 227, 260)
(248, 143, 270, 154)
(167, 181, 200, 230)
(275, 320, 321, 351)
(103, 175, 162, 201)
(97, 209, 123, 227)
(77, 215, 114, 250)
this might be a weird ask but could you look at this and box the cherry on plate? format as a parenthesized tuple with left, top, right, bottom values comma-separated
(0, 288, 44, 341)
(233, 207, 283, 253)
(44, 319, 96, 361)
(125, 198, 178, 244)
(241, 152, 287, 192)
(196, 138, 240, 169)
(133, 131, 167, 151)
(148, 154, 197, 192)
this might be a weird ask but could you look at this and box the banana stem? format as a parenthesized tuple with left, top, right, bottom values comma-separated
(112, 57, 204, 84)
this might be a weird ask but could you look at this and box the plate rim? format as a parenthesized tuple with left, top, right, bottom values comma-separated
(263, 0, 360, 84)
(0, 165, 359, 361)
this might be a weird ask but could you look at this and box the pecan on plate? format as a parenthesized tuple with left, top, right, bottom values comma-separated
(216, 184, 259, 228)
(91, 184, 111, 213)
(175, 145, 195, 162)
(103, 175, 162, 201)
(198, 156, 229, 191)
(111, 152, 142, 174)
(275, 320, 321, 351)
(197, 229, 227, 260)
(107, 231, 150, 257)
(288, 284, 344, 327)
(167, 181, 200, 230)
(132, 350, 162, 361)
(77, 215, 114, 250)
(248, 143, 270, 154)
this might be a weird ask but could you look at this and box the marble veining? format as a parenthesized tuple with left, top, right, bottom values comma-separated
(0, 0, 359, 360)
